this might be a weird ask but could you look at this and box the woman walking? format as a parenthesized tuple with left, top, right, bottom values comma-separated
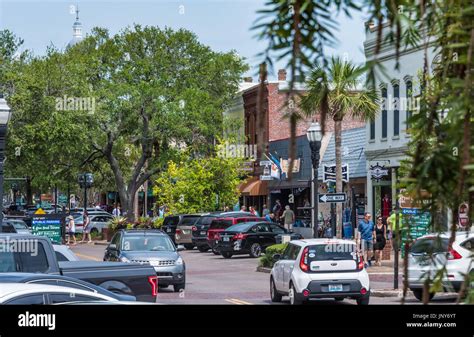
(66, 215, 76, 245)
(373, 216, 387, 266)
(81, 211, 92, 244)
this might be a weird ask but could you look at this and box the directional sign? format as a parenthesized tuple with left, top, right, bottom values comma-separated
(323, 164, 349, 183)
(318, 193, 347, 203)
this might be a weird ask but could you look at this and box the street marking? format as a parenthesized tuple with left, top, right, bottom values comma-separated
(74, 252, 101, 261)
(225, 298, 252, 305)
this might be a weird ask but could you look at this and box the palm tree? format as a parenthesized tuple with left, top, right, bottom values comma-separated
(301, 57, 379, 238)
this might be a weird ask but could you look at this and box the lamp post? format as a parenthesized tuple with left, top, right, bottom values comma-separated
(78, 173, 93, 211)
(0, 95, 12, 225)
(306, 122, 322, 238)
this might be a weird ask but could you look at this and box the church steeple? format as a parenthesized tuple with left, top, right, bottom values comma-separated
(68, 5, 83, 48)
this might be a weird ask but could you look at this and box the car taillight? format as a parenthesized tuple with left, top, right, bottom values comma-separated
(360, 287, 367, 295)
(215, 233, 221, 240)
(176, 229, 182, 234)
(357, 254, 365, 270)
(192, 226, 197, 231)
(448, 248, 462, 260)
(232, 233, 247, 240)
(148, 276, 158, 297)
(299, 247, 309, 272)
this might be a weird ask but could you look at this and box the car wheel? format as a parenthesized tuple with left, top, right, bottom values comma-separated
(249, 243, 262, 258)
(222, 252, 233, 259)
(356, 295, 370, 305)
(270, 277, 282, 303)
(184, 244, 195, 250)
(411, 289, 434, 302)
(289, 283, 302, 305)
(197, 246, 209, 252)
(212, 247, 220, 255)
(173, 283, 185, 292)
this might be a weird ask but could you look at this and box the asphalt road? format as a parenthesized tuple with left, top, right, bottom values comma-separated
(70, 243, 459, 305)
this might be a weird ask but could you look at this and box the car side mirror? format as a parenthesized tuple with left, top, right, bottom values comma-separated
(272, 253, 281, 261)
(177, 245, 185, 252)
(108, 244, 117, 250)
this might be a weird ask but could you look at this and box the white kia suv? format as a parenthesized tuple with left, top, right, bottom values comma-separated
(270, 239, 370, 305)
(408, 230, 473, 301)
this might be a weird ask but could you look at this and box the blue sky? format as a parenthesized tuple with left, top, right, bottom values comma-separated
(0, 0, 368, 80)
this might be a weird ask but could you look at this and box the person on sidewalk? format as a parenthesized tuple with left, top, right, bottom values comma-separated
(282, 205, 295, 231)
(373, 216, 387, 266)
(357, 212, 374, 267)
(81, 211, 92, 244)
(66, 215, 76, 245)
(265, 212, 275, 223)
(262, 204, 270, 217)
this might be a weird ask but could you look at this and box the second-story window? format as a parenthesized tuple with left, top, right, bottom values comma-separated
(406, 80, 412, 130)
(381, 87, 387, 139)
(393, 83, 400, 136)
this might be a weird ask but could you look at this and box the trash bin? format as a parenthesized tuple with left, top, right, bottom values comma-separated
(343, 222, 353, 238)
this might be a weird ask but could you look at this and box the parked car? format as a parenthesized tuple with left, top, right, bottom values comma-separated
(104, 229, 186, 292)
(192, 212, 256, 252)
(0, 273, 136, 301)
(216, 221, 303, 258)
(270, 239, 370, 305)
(207, 216, 263, 255)
(175, 214, 202, 250)
(0, 283, 119, 304)
(88, 213, 114, 235)
(408, 231, 473, 301)
(52, 244, 80, 262)
(3, 219, 31, 235)
(162, 214, 200, 244)
(0, 234, 158, 302)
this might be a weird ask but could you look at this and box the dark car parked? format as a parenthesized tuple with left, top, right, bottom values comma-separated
(192, 212, 256, 252)
(162, 214, 201, 245)
(104, 229, 186, 292)
(207, 215, 263, 255)
(0, 273, 136, 301)
(216, 221, 303, 259)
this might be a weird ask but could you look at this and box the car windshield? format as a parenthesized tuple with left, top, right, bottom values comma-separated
(225, 223, 252, 233)
(209, 220, 233, 229)
(10, 221, 28, 230)
(122, 235, 175, 252)
(409, 237, 449, 255)
(306, 244, 357, 261)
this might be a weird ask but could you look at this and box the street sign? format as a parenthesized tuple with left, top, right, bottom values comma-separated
(318, 193, 347, 203)
(259, 160, 272, 166)
(260, 175, 273, 181)
(323, 164, 349, 183)
(32, 214, 65, 244)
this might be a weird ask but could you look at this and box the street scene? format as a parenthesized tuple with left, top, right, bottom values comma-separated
(0, 0, 472, 320)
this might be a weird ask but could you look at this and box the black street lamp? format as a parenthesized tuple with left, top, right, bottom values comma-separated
(0, 95, 12, 225)
(306, 122, 322, 238)
(78, 173, 93, 211)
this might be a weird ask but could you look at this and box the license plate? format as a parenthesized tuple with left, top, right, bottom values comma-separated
(223, 237, 229, 242)
(200, 231, 206, 235)
(328, 284, 343, 292)
(166, 228, 171, 233)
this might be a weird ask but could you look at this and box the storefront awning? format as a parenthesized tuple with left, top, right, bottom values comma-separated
(239, 178, 268, 196)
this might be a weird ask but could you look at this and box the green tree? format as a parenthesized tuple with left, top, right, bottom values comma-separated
(154, 153, 244, 214)
(301, 57, 378, 238)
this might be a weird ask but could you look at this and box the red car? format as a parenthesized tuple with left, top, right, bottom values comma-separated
(207, 216, 264, 255)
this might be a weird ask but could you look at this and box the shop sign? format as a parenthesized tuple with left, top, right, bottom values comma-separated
(369, 163, 389, 181)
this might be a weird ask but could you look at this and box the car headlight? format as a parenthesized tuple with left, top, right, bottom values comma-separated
(120, 256, 130, 263)
(176, 256, 184, 265)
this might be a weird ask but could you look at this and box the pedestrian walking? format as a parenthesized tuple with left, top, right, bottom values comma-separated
(265, 212, 275, 223)
(357, 212, 375, 267)
(66, 215, 76, 245)
(249, 206, 259, 217)
(112, 204, 121, 217)
(282, 205, 295, 231)
(262, 204, 270, 217)
(240, 205, 247, 212)
(81, 211, 92, 244)
(272, 200, 282, 221)
(373, 216, 387, 266)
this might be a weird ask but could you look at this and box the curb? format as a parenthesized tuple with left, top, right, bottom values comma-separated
(93, 241, 109, 246)
(256, 266, 271, 273)
(371, 289, 412, 298)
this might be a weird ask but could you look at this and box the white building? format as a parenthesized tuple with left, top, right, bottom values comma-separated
(364, 22, 436, 217)
(67, 6, 83, 48)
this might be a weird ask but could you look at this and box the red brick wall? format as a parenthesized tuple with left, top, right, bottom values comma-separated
(243, 81, 366, 144)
